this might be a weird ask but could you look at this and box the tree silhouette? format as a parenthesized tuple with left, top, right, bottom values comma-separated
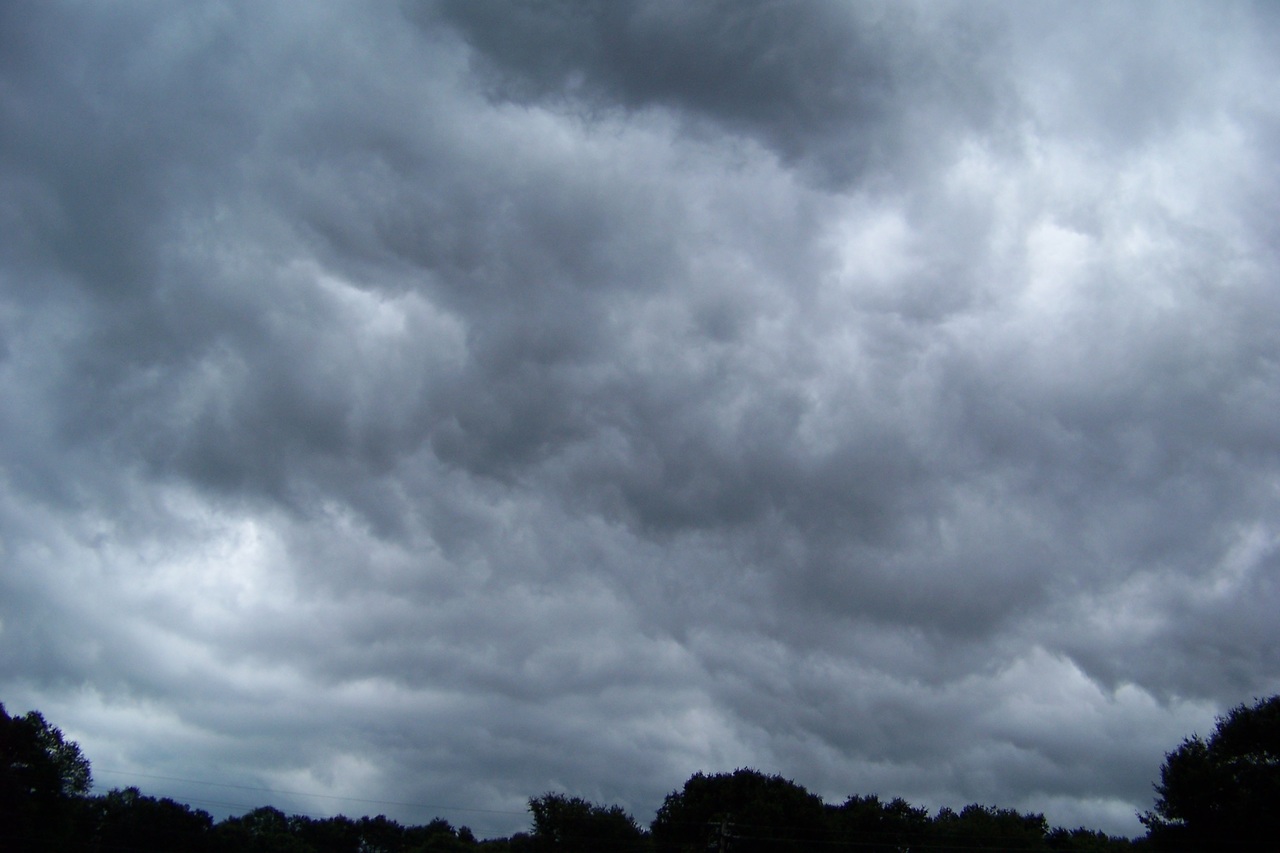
(0, 702, 94, 852)
(212, 805, 314, 853)
(1142, 694, 1280, 851)
(90, 786, 215, 852)
(651, 769, 826, 852)
(827, 793, 930, 852)
(931, 803, 1049, 852)
(528, 792, 646, 852)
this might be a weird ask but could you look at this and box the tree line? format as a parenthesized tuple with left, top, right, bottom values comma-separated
(3, 695, 1277, 852)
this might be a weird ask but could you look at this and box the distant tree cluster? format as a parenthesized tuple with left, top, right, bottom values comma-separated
(4, 696, 1279, 852)
(648, 770, 1133, 853)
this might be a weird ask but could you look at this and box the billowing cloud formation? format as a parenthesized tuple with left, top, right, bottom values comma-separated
(2, 0, 1278, 838)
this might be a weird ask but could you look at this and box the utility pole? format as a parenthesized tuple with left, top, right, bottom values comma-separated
(708, 817, 735, 852)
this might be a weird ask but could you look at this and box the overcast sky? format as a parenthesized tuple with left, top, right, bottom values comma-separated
(3, 0, 1279, 839)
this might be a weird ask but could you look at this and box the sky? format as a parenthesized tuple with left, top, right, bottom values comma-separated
(2, 0, 1279, 840)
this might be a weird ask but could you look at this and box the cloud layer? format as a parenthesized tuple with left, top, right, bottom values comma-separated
(3, 0, 1279, 837)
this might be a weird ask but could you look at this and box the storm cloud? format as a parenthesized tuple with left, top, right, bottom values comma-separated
(2, 0, 1278, 838)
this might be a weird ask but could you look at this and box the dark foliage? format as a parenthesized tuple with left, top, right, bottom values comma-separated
(827, 793, 931, 852)
(527, 792, 647, 852)
(287, 813, 363, 853)
(1048, 826, 1146, 852)
(0, 702, 94, 852)
(651, 768, 827, 853)
(931, 803, 1050, 852)
(26, 696, 1280, 853)
(88, 786, 215, 852)
(212, 805, 314, 852)
(1141, 695, 1280, 852)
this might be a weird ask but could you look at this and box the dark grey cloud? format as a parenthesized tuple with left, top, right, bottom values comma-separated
(433, 0, 1010, 187)
(3, 0, 1279, 840)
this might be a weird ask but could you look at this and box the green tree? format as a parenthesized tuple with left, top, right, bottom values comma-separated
(212, 805, 314, 853)
(528, 792, 646, 852)
(1141, 695, 1280, 851)
(1046, 826, 1139, 852)
(0, 702, 94, 852)
(358, 814, 409, 853)
(827, 794, 930, 852)
(931, 803, 1049, 852)
(89, 786, 214, 852)
(651, 769, 826, 853)
(288, 813, 361, 853)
